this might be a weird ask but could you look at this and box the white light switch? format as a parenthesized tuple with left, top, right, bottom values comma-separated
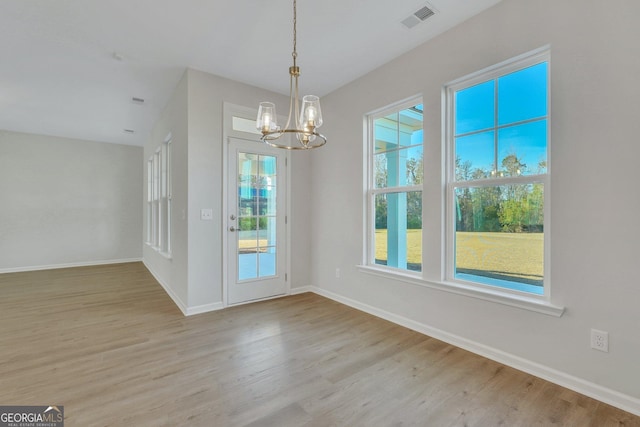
(200, 208, 213, 220)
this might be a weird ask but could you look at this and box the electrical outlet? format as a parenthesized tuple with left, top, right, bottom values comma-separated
(335, 268, 340, 278)
(591, 329, 609, 352)
(200, 208, 213, 220)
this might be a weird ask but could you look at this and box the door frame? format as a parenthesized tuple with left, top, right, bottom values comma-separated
(222, 102, 291, 307)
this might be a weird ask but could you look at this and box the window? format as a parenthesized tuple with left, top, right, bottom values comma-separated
(146, 158, 153, 244)
(161, 139, 172, 254)
(445, 48, 549, 295)
(232, 116, 262, 135)
(147, 136, 172, 255)
(153, 150, 161, 248)
(367, 99, 423, 272)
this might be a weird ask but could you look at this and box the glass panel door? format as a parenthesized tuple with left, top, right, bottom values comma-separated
(227, 138, 287, 305)
(237, 153, 278, 281)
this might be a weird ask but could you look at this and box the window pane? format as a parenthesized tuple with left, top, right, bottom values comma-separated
(454, 184, 544, 294)
(375, 146, 424, 188)
(259, 217, 276, 247)
(498, 62, 548, 125)
(259, 155, 277, 184)
(374, 193, 388, 267)
(238, 215, 259, 281)
(238, 253, 257, 281)
(498, 120, 547, 176)
(401, 146, 423, 185)
(238, 220, 258, 246)
(147, 160, 153, 202)
(374, 192, 422, 272)
(455, 80, 495, 135)
(374, 153, 389, 188)
(374, 104, 423, 189)
(258, 186, 276, 215)
(161, 145, 168, 198)
(455, 131, 495, 180)
(232, 116, 261, 135)
(375, 106, 423, 152)
(239, 153, 258, 216)
(375, 114, 399, 152)
(398, 107, 423, 147)
(259, 249, 276, 277)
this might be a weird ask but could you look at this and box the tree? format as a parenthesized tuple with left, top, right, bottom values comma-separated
(375, 194, 387, 230)
(501, 153, 527, 177)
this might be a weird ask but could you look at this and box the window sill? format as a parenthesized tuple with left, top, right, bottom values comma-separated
(357, 265, 564, 317)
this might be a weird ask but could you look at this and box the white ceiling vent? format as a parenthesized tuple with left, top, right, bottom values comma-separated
(401, 4, 436, 29)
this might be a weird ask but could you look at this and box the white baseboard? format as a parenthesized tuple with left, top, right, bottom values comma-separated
(0, 258, 142, 274)
(142, 260, 188, 316)
(309, 286, 640, 417)
(185, 302, 224, 316)
(290, 286, 314, 295)
(142, 261, 224, 317)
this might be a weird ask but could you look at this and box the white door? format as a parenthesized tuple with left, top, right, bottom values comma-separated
(227, 137, 288, 305)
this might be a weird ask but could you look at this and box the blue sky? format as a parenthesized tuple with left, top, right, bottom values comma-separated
(455, 62, 548, 176)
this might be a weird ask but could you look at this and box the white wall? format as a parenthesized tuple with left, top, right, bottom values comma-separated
(143, 71, 190, 309)
(311, 0, 640, 411)
(145, 69, 312, 313)
(0, 130, 142, 271)
(186, 69, 312, 308)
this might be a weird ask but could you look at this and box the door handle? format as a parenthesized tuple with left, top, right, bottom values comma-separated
(229, 226, 236, 232)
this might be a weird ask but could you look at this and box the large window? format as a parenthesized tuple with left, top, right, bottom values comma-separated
(445, 48, 549, 295)
(367, 99, 423, 272)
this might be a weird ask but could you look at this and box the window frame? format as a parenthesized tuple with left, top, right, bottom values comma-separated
(165, 138, 172, 255)
(147, 135, 172, 257)
(146, 158, 153, 245)
(150, 150, 160, 249)
(365, 96, 424, 274)
(444, 46, 551, 300)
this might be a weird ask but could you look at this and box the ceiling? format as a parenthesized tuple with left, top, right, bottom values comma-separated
(0, 0, 502, 147)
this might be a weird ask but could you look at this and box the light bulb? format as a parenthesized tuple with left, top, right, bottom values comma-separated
(257, 102, 277, 133)
(299, 95, 323, 131)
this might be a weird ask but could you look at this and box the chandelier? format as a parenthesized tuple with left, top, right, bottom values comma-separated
(256, 0, 326, 150)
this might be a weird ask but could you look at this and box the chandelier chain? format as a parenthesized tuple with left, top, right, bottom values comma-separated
(256, 0, 326, 149)
(292, 0, 297, 61)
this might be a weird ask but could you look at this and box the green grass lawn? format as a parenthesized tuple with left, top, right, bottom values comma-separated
(375, 229, 543, 283)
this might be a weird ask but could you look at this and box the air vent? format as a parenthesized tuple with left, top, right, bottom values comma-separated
(414, 5, 435, 21)
(401, 4, 436, 29)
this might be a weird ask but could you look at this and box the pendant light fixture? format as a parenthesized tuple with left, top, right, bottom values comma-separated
(256, 0, 326, 150)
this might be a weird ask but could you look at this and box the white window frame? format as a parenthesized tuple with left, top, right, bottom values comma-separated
(444, 46, 551, 300)
(365, 96, 424, 275)
(359, 48, 563, 317)
(165, 138, 172, 255)
(147, 134, 172, 257)
(153, 149, 161, 249)
(146, 158, 153, 244)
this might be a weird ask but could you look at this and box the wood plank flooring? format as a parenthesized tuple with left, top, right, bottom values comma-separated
(0, 262, 638, 426)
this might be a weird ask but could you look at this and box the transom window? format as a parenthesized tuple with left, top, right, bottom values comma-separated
(367, 99, 423, 272)
(445, 47, 549, 295)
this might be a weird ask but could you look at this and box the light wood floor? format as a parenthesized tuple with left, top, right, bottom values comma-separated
(1, 262, 638, 427)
